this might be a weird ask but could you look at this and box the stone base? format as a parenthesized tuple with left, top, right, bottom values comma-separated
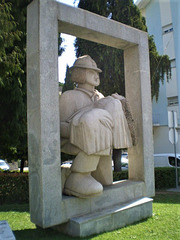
(54, 197, 153, 237)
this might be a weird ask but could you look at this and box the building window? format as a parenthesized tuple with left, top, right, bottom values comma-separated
(162, 24, 173, 35)
(167, 96, 179, 106)
(171, 59, 176, 68)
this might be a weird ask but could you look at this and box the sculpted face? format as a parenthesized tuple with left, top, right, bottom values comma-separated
(86, 69, 100, 87)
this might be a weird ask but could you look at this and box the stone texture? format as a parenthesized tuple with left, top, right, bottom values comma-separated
(124, 42, 155, 197)
(60, 55, 132, 198)
(27, 0, 154, 232)
(0, 221, 15, 240)
(57, 3, 140, 49)
(59, 180, 145, 223)
(91, 156, 113, 186)
(27, 0, 62, 228)
(55, 197, 153, 237)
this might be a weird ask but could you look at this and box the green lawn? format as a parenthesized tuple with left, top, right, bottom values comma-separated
(0, 193, 180, 240)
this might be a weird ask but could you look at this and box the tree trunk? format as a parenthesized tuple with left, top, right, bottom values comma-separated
(113, 149, 122, 172)
(20, 159, 25, 173)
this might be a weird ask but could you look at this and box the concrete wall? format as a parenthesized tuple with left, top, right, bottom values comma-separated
(137, 0, 180, 154)
(153, 126, 180, 154)
(170, 1, 180, 116)
(144, 0, 169, 127)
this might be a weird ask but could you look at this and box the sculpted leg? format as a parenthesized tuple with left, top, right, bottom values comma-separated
(91, 155, 113, 186)
(63, 152, 103, 198)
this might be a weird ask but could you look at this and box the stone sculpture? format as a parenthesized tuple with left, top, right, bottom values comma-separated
(59, 55, 135, 198)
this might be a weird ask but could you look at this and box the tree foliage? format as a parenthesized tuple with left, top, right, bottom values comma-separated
(75, 0, 171, 99)
(0, 0, 30, 161)
(0, 1, 64, 165)
(62, 65, 75, 93)
(74, 0, 171, 172)
(149, 35, 171, 100)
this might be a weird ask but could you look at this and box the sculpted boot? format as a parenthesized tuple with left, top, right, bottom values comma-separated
(63, 152, 103, 198)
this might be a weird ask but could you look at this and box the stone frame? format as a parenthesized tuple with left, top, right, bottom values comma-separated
(27, 0, 155, 228)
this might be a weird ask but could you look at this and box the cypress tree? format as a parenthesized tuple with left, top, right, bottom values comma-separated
(62, 65, 75, 93)
(0, 0, 28, 162)
(75, 0, 171, 99)
(0, 0, 64, 170)
(74, 0, 171, 171)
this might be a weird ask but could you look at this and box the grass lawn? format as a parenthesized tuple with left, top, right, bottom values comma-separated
(0, 192, 179, 240)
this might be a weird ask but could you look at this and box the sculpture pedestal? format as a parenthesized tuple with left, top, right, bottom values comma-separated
(27, 0, 155, 231)
(54, 197, 153, 237)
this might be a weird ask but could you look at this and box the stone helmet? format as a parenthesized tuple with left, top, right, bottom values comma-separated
(70, 55, 102, 73)
(70, 55, 102, 84)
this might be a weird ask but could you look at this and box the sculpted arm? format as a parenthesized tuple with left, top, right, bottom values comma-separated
(59, 92, 77, 138)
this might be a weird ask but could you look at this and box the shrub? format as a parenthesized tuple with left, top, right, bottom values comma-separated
(113, 170, 128, 181)
(0, 172, 29, 204)
(155, 167, 180, 189)
(0, 168, 179, 204)
(113, 167, 180, 190)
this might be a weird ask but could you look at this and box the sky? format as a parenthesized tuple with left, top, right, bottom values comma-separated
(58, 0, 78, 83)
(58, 0, 138, 83)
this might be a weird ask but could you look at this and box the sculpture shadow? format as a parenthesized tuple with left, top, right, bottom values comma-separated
(14, 228, 97, 240)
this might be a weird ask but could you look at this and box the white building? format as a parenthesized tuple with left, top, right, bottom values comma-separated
(136, 0, 180, 153)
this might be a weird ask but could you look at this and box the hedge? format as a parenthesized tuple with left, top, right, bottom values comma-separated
(0, 168, 179, 204)
(0, 172, 29, 204)
(113, 167, 180, 189)
(113, 170, 128, 181)
(154, 167, 180, 189)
